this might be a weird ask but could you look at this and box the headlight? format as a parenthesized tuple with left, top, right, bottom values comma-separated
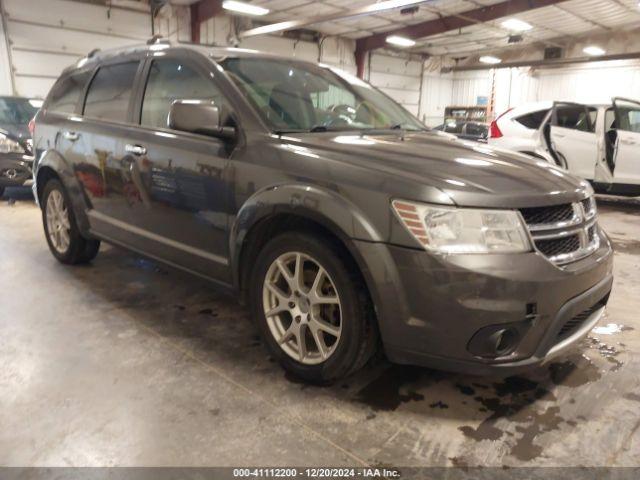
(0, 134, 25, 154)
(392, 200, 531, 254)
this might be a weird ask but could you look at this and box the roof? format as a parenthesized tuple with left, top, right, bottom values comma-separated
(63, 41, 322, 75)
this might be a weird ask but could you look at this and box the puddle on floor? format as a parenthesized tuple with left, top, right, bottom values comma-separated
(592, 323, 634, 335)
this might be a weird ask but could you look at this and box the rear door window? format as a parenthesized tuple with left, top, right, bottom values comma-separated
(84, 62, 139, 122)
(515, 109, 549, 129)
(553, 105, 596, 133)
(614, 99, 640, 133)
(46, 72, 91, 114)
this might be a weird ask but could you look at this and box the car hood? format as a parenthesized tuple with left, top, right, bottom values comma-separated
(282, 131, 591, 208)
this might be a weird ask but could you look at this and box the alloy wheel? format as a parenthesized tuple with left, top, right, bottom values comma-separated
(262, 252, 342, 365)
(45, 189, 71, 254)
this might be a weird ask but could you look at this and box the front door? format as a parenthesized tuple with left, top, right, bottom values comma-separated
(546, 102, 597, 180)
(114, 55, 236, 283)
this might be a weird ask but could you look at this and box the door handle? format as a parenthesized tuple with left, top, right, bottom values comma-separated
(125, 144, 147, 156)
(621, 139, 637, 146)
(62, 131, 79, 141)
(553, 133, 566, 139)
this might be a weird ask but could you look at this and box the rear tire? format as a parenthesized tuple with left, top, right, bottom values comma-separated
(250, 232, 377, 383)
(42, 179, 100, 264)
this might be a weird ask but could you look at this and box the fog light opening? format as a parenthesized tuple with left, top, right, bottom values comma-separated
(492, 328, 518, 356)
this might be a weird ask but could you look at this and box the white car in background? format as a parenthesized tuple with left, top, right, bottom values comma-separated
(489, 98, 640, 197)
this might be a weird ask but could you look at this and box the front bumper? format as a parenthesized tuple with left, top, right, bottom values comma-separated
(0, 153, 34, 187)
(355, 228, 614, 375)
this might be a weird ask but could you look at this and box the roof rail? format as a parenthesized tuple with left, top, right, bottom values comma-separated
(147, 35, 169, 45)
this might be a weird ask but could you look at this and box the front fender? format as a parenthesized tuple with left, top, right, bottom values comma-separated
(229, 183, 385, 284)
(35, 149, 92, 235)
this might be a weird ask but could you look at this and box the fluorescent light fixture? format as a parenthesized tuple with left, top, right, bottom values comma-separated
(501, 18, 532, 31)
(479, 55, 502, 64)
(222, 1, 269, 16)
(583, 45, 605, 56)
(370, 0, 423, 12)
(29, 99, 44, 108)
(386, 35, 416, 47)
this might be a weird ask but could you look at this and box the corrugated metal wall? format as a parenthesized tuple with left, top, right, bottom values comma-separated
(447, 61, 640, 119)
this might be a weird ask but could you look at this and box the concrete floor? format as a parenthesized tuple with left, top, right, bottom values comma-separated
(1, 186, 639, 468)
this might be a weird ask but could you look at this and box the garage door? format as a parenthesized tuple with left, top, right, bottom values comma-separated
(1, 0, 152, 98)
(368, 53, 422, 117)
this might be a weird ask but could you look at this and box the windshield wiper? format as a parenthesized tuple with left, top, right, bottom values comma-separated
(309, 125, 329, 132)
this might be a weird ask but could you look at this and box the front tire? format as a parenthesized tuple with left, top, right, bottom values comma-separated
(42, 179, 100, 264)
(250, 232, 376, 383)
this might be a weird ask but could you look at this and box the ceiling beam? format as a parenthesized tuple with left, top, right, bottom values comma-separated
(238, 0, 434, 39)
(190, 0, 223, 43)
(355, 0, 571, 53)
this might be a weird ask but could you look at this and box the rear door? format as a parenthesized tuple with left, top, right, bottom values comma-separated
(76, 58, 146, 243)
(610, 97, 640, 194)
(546, 102, 597, 179)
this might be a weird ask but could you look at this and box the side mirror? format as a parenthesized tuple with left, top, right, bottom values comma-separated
(168, 100, 236, 139)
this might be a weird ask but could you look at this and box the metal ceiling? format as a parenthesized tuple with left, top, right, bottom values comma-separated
(246, 0, 640, 56)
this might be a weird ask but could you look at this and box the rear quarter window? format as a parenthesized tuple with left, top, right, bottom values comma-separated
(514, 109, 549, 129)
(46, 72, 91, 114)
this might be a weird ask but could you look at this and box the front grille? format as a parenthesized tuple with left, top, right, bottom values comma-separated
(557, 296, 608, 340)
(520, 204, 575, 226)
(519, 198, 599, 266)
(535, 235, 581, 258)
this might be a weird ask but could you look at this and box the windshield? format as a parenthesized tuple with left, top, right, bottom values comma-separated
(220, 57, 425, 133)
(0, 97, 38, 125)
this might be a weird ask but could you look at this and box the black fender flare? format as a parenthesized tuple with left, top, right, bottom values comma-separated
(35, 149, 92, 235)
(229, 182, 385, 291)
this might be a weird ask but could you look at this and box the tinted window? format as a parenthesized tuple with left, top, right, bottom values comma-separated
(84, 62, 139, 122)
(141, 59, 224, 129)
(444, 122, 463, 134)
(464, 122, 487, 136)
(47, 72, 90, 114)
(515, 109, 549, 129)
(554, 105, 596, 133)
(0, 97, 38, 124)
(615, 100, 640, 133)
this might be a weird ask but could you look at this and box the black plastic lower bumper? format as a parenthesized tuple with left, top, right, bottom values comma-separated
(0, 153, 34, 187)
(354, 228, 614, 376)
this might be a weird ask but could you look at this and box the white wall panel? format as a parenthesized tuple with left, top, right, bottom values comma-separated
(420, 74, 453, 127)
(0, 8, 12, 95)
(443, 61, 640, 119)
(2, 0, 152, 97)
(369, 53, 422, 116)
(535, 61, 640, 104)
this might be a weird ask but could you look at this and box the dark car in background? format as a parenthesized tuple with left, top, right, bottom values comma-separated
(0, 96, 39, 197)
(32, 42, 613, 382)
(434, 120, 489, 142)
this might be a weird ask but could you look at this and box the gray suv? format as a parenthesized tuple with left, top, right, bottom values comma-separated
(32, 40, 613, 382)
